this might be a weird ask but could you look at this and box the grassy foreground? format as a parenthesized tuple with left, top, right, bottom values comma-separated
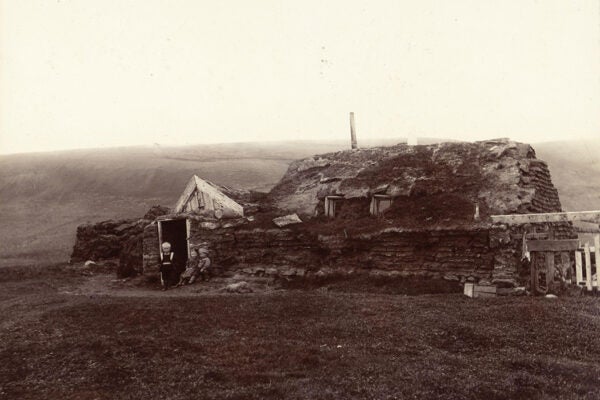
(1, 267, 600, 400)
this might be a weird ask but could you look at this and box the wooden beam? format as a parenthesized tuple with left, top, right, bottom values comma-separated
(510, 232, 549, 240)
(349, 112, 358, 149)
(585, 243, 593, 291)
(574, 227, 600, 233)
(560, 252, 570, 282)
(595, 235, 600, 289)
(545, 252, 555, 288)
(526, 239, 579, 252)
(491, 210, 600, 225)
(157, 221, 163, 256)
(575, 250, 583, 284)
(531, 252, 538, 293)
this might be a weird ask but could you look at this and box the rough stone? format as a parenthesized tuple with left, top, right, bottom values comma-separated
(223, 281, 253, 293)
(272, 214, 303, 228)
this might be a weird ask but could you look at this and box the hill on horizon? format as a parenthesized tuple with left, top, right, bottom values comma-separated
(1, 137, 598, 267)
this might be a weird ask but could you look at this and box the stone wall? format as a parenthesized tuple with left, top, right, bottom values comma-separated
(142, 222, 161, 274)
(71, 218, 145, 262)
(142, 217, 523, 283)
(141, 217, 578, 288)
(523, 159, 563, 213)
(318, 229, 497, 279)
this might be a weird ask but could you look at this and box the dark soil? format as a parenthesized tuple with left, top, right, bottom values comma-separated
(1, 265, 600, 399)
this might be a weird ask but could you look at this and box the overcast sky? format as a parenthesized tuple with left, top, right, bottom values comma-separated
(0, 0, 599, 154)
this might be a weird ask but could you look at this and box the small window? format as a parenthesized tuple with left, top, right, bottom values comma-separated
(324, 196, 344, 218)
(370, 195, 392, 216)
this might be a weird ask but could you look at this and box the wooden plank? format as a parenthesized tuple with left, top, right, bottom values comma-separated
(186, 218, 191, 258)
(594, 235, 600, 290)
(157, 221, 163, 255)
(560, 252, 570, 282)
(585, 243, 593, 291)
(574, 227, 600, 233)
(474, 285, 497, 294)
(491, 210, 600, 225)
(463, 283, 474, 298)
(527, 240, 579, 252)
(545, 252, 555, 288)
(531, 252, 538, 293)
(575, 250, 583, 284)
(349, 112, 357, 149)
(510, 232, 549, 240)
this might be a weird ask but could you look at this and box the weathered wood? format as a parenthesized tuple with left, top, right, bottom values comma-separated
(491, 210, 600, 225)
(186, 218, 191, 257)
(349, 112, 357, 149)
(585, 243, 592, 291)
(545, 252, 555, 288)
(575, 250, 583, 284)
(560, 252, 570, 282)
(510, 232, 549, 240)
(531, 252, 538, 293)
(595, 235, 600, 289)
(157, 221, 163, 255)
(464, 282, 474, 298)
(526, 239, 579, 252)
(475, 285, 497, 294)
(574, 227, 600, 233)
(471, 284, 497, 298)
(173, 175, 244, 217)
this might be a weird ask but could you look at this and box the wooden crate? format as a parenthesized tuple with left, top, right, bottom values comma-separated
(464, 283, 474, 297)
(464, 283, 497, 298)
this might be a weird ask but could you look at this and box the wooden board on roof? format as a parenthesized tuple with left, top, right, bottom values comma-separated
(491, 211, 600, 225)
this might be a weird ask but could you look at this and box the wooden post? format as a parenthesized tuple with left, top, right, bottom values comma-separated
(530, 253, 538, 293)
(585, 243, 592, 291)
(545, 252, 555, 289)
(186, 218, 191, 257)
(157, 221, 164, 255)
(595, 235, 600, 289)
(560, 252, 570, 282)
(349, 112, 357, 149)
(575, 250, 583, 284)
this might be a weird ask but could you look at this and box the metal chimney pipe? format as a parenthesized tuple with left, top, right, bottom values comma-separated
(349, 112, 357, 149)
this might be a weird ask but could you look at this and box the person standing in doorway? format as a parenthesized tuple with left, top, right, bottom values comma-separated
(160, 242, 174, 290)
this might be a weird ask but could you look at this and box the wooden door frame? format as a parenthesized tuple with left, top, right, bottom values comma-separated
(157, 218, 191, 257)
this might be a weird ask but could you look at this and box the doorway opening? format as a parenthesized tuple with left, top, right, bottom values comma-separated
(157, 218, 190, 280)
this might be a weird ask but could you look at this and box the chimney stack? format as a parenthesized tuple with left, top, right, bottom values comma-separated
(349, 112, 357, 149)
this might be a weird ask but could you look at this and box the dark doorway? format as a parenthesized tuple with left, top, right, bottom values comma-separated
(159, 219, 189, 281)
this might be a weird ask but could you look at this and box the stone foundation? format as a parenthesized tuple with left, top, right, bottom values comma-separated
(142, 217, 531, 284)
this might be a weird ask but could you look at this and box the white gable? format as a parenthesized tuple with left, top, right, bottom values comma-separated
(173, 175, 244, 218)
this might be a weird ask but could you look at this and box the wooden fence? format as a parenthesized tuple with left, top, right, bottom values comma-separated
(491, 211, 600, 294)
(575, 234, 600, 291)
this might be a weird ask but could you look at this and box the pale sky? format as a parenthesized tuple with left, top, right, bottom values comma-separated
(1, 0, 599, 154)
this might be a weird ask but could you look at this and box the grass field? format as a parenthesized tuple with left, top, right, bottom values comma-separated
(1, 266, 600, 400)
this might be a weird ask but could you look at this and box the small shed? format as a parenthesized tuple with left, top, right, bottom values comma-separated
(174, 175, 244, 219)
(142, 175, 245, 277)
